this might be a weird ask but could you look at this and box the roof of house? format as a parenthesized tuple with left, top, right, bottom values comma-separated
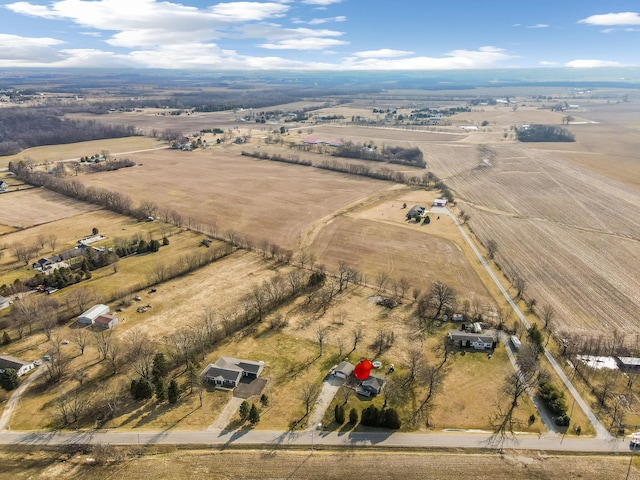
(0, 354, 32, 371)
(448, 330, 496, 344)
(361, 374, 386, 391)
(618, 357, 640, 367)
(201, 357, 264, 382)
(94, 314, 118, 325)
(335, 361, 354, 376)
(0, 295, 9, 305)
(407, 205, 425, 216)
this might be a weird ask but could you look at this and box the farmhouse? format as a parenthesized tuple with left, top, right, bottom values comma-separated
(448, 330, 497, 350)
(77, 304, 110, 325)
(94, 314, 119, 329)
(0, 355, 34, 377)
(201, 357, 265, 388)
(0, 295, 10, 310)
(406, 205, 426, 220)
(433, 198, 448, 207)
(333, 361, 355, 379)
(32, 256, 67, 273)
(358, 374, 386, 397)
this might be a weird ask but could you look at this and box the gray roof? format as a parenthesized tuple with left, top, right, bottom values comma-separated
(335, 361, 354, 376)
(0, 354, 31, 371)
(448, 330, 496, 344)
(361, 374, 386, 393)
(201, 357, 264, 382)
(0, 295, 9, 305)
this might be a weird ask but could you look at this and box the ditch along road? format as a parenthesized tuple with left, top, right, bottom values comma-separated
(434, 206, 611, 440)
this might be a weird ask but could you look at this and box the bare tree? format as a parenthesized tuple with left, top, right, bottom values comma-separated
(36, 233, 47, 251)
(405, 347, 424, 382)
(94, 330, 113, 361)
(398, 277, 411, 298)
(375, 271, 390, 293)
(421, 281, 456, 321)
(300, 382, 321, 417)
(106, 340, 122, 375)
(486, 239, 498, 260)
(68, 287, 98, 315)
(541, 303, 555, 331)
(351, 326, 363, 351)
(314, 326, 330, 357)
(11, 242, 39, 265)
(513, 275, 526, 299)
(410, 362, 447, 428)
(45, 336, 69, 383)
(48, 234, 58, 252)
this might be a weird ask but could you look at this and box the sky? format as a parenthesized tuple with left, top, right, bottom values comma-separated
(0, 0, 639, 70)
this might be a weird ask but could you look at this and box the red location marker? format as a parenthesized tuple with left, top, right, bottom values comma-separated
(354, 359, 373, 380)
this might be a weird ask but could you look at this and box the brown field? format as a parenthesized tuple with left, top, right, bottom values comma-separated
(0, 188, 100, 229)
(1, 447, 639, 480)
(0, 136, 164, 169)
(74, 146, 394, 249)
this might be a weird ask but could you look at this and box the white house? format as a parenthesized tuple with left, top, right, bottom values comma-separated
(0, 355, 35, 377)
(77, 304, 110, 325)
(448, 330, 496, 350)
(433, 198, 448, 207)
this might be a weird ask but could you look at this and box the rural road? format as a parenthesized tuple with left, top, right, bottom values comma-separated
(0, 427, 632, 453)
(436, 206, 611, 440)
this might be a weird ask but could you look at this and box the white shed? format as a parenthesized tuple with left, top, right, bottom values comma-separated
(78, 304, 109, 325)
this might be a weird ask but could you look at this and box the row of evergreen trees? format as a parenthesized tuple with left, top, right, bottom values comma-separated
(334, 404, 401, 429)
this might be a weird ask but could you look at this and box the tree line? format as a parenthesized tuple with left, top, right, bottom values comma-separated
(0, 107, 138, 156)
(516, 125, 575, 142)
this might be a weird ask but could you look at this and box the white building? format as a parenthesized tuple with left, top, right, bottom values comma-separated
(77, 304, 110, 325)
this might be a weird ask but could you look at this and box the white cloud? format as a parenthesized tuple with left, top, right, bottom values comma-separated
(539, 61, 560, 65)
(526, 23, 549, 28)
(308, 15, 346, 25)
(6, 0, 290, 40)
(0, 34, 66, 64)
(353, 48, 414, 58)
(578, 12, 640, 26)
(565, 59, 622, 68)
(343, 46, 514, 70)
(303, 0, 342, 4)
(260, 37, 348, 50)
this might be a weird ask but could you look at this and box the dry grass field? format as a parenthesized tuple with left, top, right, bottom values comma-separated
(1, 447, 639, 480)
(0, 189, 100, 229)
(74, 146, 394, 249)
(0, 136, 163, 169)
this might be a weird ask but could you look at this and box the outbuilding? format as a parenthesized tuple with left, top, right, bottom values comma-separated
(433, 198, 448, 207)
(77, 304, 110, 325)
(94, 314, 119, 329)
(333, 361, 355, 379)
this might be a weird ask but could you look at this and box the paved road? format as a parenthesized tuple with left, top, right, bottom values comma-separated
(436, 206, 610, 439)
(0, 427, 632, 453)
(0, 366, 45, 431)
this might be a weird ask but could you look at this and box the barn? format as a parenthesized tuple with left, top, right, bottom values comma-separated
(77, 304, 110, 325)
(433, 198, 448, 207)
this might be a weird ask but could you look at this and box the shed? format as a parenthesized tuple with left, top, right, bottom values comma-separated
(433, 198, 448, 207)
(511, 336, 522, 350)
(77, 304, 110, 325)
(94, 314, 119, 329)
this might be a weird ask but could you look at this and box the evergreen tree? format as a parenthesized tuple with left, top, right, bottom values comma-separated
(1, 331, 10, 345)
(152, 352, 169, 381)
(0, 368, 19, 391)
(167, 379, 179, 404)
(154, 377, 166, 402)
(334, 404, 345, 424)
(148, 239, 161, 252)
(162, 237, 170, 246)
(361, 405, 380, 427)
(349, 408, 358, 425)
(249, 403, 260, 425)
(382, 408, 401, 429)
(260, 393, 269, 407)
(239, 400, 250, 421)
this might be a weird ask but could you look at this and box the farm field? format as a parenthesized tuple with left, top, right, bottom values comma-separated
(0, 136, 164, 169)
(1, 447, 638, 480)
(0, 188, 100, 229)
(74, 146, 395, 249)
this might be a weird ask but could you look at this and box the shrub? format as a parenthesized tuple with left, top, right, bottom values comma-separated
(130, 378, 154, 400)
(0, 368, 19, 391)
(335, 404, 345, 424)
(349, 408, 358, 425)
(538, 381, 567, 416)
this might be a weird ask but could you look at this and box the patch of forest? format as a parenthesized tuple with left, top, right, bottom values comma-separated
(516, 124, 575, 142)
(0, 107, 138, 156)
